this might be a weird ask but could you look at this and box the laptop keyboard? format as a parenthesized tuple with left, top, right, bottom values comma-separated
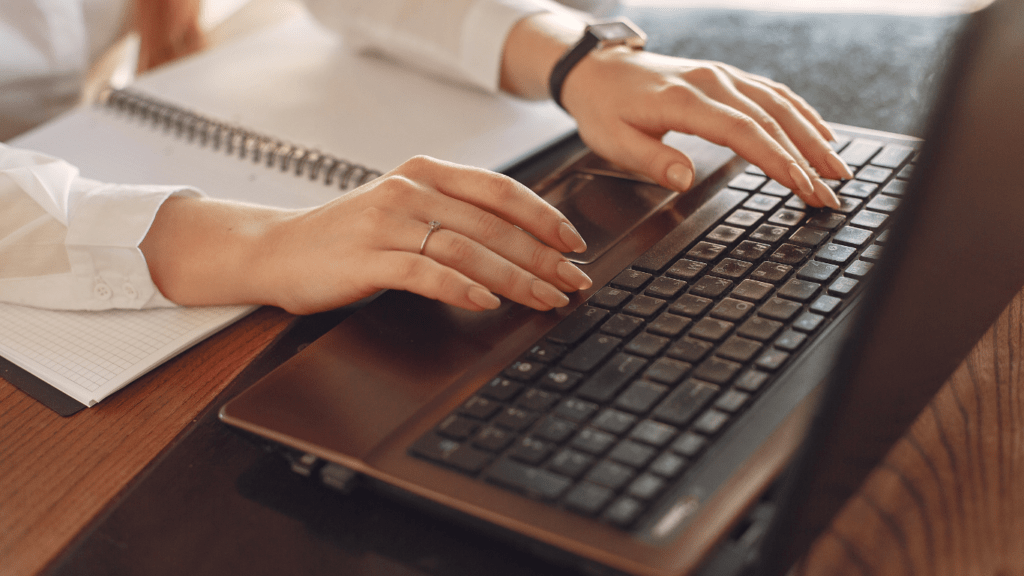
(410, 136, 917, 529)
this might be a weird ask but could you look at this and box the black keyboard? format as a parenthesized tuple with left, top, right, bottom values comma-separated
(409, 136, 918, 528)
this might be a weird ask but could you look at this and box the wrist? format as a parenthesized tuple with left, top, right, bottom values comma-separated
(547, 18, 646, 110)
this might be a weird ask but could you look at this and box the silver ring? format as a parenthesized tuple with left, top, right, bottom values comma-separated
(419, 220, 442, 254)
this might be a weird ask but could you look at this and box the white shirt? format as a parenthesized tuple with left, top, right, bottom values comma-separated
(0, 0, 564, 311)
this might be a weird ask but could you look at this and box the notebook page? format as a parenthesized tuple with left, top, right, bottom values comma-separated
(0, 303, 252, 406)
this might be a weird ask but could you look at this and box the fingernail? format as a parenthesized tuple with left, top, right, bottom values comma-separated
(788, 162, 815, 199)
(558, 260, 592, 291)
(468, 285, 501, 310)
(667, 163, 694, 192)
(532, 279, 570, 309)
(814, 178, 842, 210)
(826, 150, 855, 180)
(559, 221, 587, 253)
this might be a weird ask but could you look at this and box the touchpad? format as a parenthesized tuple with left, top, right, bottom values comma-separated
(545, 171, 677, 264)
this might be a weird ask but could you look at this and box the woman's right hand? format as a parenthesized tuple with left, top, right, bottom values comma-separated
(142, 156, 592, 315)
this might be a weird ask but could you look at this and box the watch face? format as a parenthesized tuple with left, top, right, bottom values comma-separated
(590, 21, 647, 46)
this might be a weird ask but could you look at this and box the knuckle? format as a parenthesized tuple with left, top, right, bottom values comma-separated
(480, 171, 518, 204)
(444, 234, 477, 267)
(474, 210, 507, 243)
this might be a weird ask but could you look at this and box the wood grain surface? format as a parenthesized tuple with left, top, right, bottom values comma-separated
(0, 306, 294, 576)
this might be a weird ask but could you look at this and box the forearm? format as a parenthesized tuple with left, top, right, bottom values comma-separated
(500, 11, 584, 99)
(140, 196, 290, 308)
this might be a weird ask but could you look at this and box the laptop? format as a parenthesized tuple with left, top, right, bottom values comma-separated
(220, 0, 1024, 574)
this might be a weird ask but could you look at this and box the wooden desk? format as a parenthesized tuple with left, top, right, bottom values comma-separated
(1, 293, 1023, 576)
(0, 306, 295, 576)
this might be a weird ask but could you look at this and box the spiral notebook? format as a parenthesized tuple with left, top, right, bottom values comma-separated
(2, 10, 576, 414)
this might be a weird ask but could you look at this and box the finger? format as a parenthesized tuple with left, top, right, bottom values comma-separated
(655, 86, 826, 206)
(396, 191, 591, 293)
(737, 68, 840, 143)
(730, 74, 854, 182)
(583, 121, 696, 193)
(421, 228, 571, 310)
(396, 155, 588, 254)
(367, 250, 502, 311)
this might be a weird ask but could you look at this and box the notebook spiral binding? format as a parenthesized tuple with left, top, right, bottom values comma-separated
(99, 87, 383, 191)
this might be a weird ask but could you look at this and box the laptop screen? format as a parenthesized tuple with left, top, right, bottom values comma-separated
(760, 0, 1024, 571)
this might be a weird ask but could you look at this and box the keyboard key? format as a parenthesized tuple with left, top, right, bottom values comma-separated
(861, 244, 884, 261)
(770, 243, 811, 265)
(533, 415, 577, 443)
(839, 139, 883, 166)
(768, 209, 806, 227)
(687, 241, 728, 262)
(736, 316, 784, 341)
(623, 295, 668, 318)
(845, 260, 873, 278)
(481, 377, 523, 401)
(649, 452, 687, 477)
(851, 210, 888, 229)
(833, 226, 873, 247)
(690, 317, 734, 342)
(604, 497, 644, 527)
(749, 262, 792, 284)
(516, 388, 560, 411)
(735, 369, 770, 392)
(755, 349, 790, 371)
(509, 436, 553, 464)
(554, 398, 598, 422)
(504, 360, 547, 381)
(749, 224, 789, 244)
(561, 333, 622, 373)
(601, 313, 645, 337)
(828, 276, 859, 296)
(793, 311, 826, 332)
(728, 173, 767, 191)
(726, 209, 764, 227)
(666, 258, 707, 280)
(592, 409, 638, 435)
(730, 240, 771, 262)
(856, 165, 892, 183)
(652, 379, 719, 426)
(629, 420, 678, 446)
(648, 312, 691, 337)
(759, 297, 803, 321)
(774, 329, 808, 352)
(645, 277, 687, 299)
(760, 180, 792, 197)
(836, 196, 862, 214)
(608, 440, 657, 468)
(777, 278, 821, 302)
(670, 294, 713, 317)
(871, 143, 915, 168)
(644, 357, 692, 385)
(549, 449, 594, 478)
(586, 460, 636, 490)
(459, 396, 502, 419)
(714, 389, 750, 412)
(412, 433, 493, 473)
(711, 258, 753, 279)
(571, 427, 617, 454)
(615, 380, 669, 414)
(671, 431, 709, 457)
(707, 225, 745, 245)
(810, 294, 842, 315)
(805, 212, 846, 231)
(816, 243, 857, 264)
(882, 179, 908, 195)
(866, 195, 900, 213)
(575, 353, 646, 402)
(438, 415, 480, 439)
(692, 356, 742, 385)
(689, 276, 734, 298)
(743, 194, 781, 212)
(839, 180, 877, 199)
(494, 407, 538, 431)
(626, 473, 666, 500)
(589, 287, 631, 309)
(710, 298, 755, 322)
(611, 269, 652, 291)
(487, 458, 572, 500)
(547, 306, 608, 345)
(717, 335, 763, 363)
(473, 426, 515, 452)
(788, 227, 829, 248)
(626, 328, 669, 357)
(731, 279, 773, 302)
(564, 481, 615, 515)
(540, 368, 582, 392)
(667, 337, 714, 363)
(798, 260, 839, 282)
(692, 409, 730, 435)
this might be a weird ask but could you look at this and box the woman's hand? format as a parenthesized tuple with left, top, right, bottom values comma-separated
(141, 156, 591, 315)
(501, 12, 854, 209)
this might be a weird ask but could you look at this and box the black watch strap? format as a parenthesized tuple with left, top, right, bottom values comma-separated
(548, 18, 647, 110)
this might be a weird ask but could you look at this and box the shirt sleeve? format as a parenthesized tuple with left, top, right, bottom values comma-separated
(0, 142, 201, 311)
(303, 0, 555, 93)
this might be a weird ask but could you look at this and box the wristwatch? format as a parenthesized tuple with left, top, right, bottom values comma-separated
(548, 18, 647, 110)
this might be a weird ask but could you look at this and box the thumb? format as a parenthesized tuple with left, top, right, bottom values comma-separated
(585, 124, 696, 193)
